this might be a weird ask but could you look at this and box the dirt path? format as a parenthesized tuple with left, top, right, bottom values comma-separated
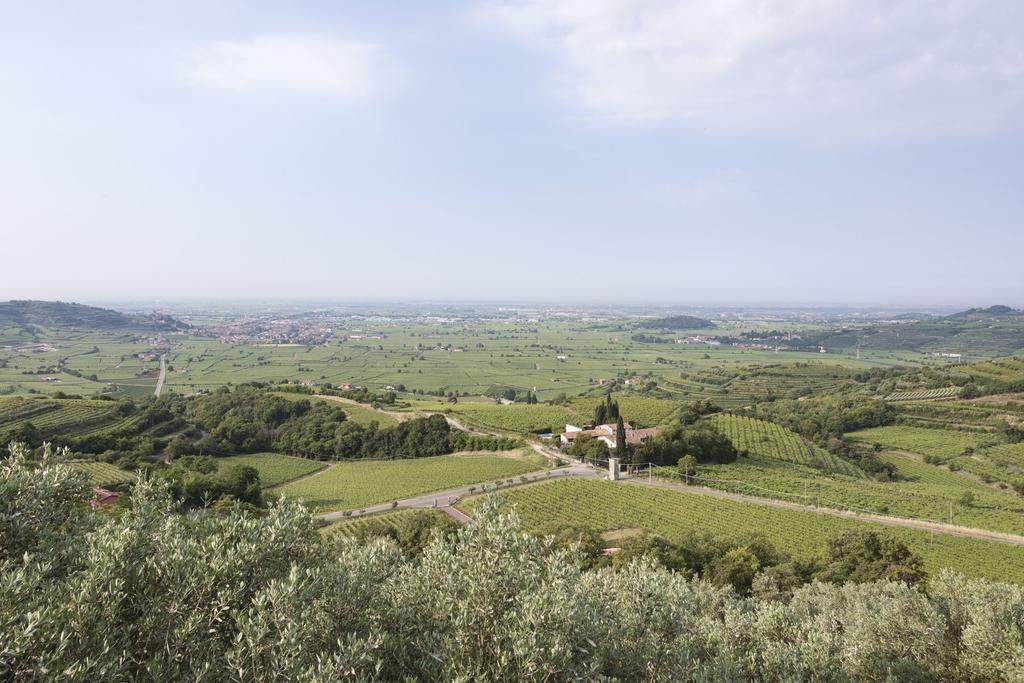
(441, 506, 476, 526)
(442, 414, 490, 436)
(268, 462, 335, 491)
(314, 395, 415, 422)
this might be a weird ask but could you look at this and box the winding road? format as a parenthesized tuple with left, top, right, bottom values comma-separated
(318, 463, 596, 522)
(307, 400, 1024, 548)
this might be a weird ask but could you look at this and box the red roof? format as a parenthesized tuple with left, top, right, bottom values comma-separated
(90, 486, 119, 508)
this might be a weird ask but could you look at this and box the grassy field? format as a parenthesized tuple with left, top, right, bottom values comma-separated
(214, 453, 327, 487)
(70, 461, 136, 486)
(276, 451, 548, 511)
(469, 478, 1024, 584)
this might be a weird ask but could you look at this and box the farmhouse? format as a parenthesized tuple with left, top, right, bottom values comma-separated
(559, 422, 662, 450)
(90, 486, 119, 509)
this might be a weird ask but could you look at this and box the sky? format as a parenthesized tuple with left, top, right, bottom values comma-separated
(1, 0, 1022, 307)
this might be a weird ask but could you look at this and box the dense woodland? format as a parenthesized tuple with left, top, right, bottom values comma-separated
(4, 445, 1024, 681)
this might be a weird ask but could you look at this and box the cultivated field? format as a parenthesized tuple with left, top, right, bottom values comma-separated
(846, 425, 992, 459)
(0, 319, 940, 402)
(471, 478, 1024, 584)
(653, 453, 1024, 536)
(70, 460, 136, 486)
(708, 413, 861, 476)
(276, 452, 547, 511)
(0, 397, 121, 435)
(885, 387, 960, 401)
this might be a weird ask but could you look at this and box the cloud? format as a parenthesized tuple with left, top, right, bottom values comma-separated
(480, 0, 1024, 141)
(186, 34, 388, 100)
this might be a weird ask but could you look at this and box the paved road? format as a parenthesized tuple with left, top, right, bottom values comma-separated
(154, 354, 167, 397)
(304, 400, 1024, 547)
(316, 458, 1024, 547)
(318, 463, 598, 523)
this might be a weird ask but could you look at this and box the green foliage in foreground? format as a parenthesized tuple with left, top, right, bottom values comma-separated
(327, 508, 459, 556)
(4, 447, 1024, 681)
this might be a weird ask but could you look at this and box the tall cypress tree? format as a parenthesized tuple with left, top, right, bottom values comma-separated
(594, 402, 607, 426)
(615, 415, 626, 455)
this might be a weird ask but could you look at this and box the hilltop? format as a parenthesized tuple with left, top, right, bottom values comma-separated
(944, 305, 1021, 320)
(788, 306, 1024, 357)
(0, 300, 187, 332)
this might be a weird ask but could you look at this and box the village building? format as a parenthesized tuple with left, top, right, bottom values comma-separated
(559, 422, 662, 450)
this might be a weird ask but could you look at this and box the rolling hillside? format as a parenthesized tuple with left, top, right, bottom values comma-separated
(0, 300, 187, 333)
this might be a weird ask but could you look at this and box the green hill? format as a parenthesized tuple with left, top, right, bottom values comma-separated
(793, 306, 1024, 356)
(0, 300, 187, 332)
(944, 305, 1020, 321)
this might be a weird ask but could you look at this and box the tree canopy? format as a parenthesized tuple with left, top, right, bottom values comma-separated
(4, 444, 1024, 681)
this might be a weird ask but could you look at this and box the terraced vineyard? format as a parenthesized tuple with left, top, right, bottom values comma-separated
(0, 397, 64, 424)
(0, 397, 119, 434)
(277, 452, 546, 511)
(71, 461, 135, 486)
(472, 478, 1024, 584)
(75, 413, 147, 437)
(215, 453, 327, 487)
(981, 442, 1024, 469)
(885, 387, 960, 401)
(877, 452, 993, 490)
(846, 425, 994, 459)
(708, 413, 861, 476)
(659, 363, 858, 406)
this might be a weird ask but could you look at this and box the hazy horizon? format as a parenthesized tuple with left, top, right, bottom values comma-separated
(19, 297, 1018, 315)
(3, 1, 1022, 305)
